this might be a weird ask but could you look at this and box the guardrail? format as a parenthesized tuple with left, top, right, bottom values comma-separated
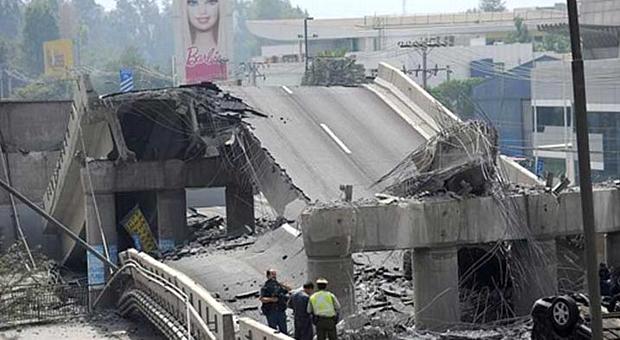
(238, 318, 293, 340)
(374, 62, 542, 186)
(120, 249, 235, 340)
(364, 9, 567, 28)
(376, 62, 460, 129)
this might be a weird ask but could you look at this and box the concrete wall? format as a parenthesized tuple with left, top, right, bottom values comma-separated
(582, 0, 620, 26)
(0, 100, 70, 251)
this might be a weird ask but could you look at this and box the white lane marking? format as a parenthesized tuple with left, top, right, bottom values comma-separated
(282, 223, 301, 237)
(282, 86, 293, 95)
(320, 123, 352, 155)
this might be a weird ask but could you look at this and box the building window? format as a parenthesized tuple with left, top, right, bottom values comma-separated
(535, 106, 572, 131)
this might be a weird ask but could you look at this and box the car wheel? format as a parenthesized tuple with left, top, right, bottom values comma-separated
(550, 296, 579, 333)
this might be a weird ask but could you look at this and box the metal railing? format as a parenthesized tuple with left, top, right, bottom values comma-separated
(0, 283, 89, 328)
(116, 250, 295, 340)
(119, 249, 235, 340)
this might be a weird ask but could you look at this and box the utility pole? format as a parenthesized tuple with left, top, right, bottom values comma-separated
(0, 66, 4, 99)
(566, 1, 603, 339)
(304, 17, 314, 72)
(398, 37, 454, 89)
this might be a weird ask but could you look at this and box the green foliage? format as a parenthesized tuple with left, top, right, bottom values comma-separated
(247, 0, 307, 20)
(21, 0, 60, 76)
(234, 0, 309, 64)
(430, 78, 484, 120)
(479, 0, 506, 12)
(0, 0, 23, 38)
(317, 48, 348, 58)
(506, 17, 532, 44)
(538, 33, 571, 53)
(14, 77, 73, 100)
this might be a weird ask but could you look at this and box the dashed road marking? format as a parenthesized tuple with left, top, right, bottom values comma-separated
(320, 123, 352, 154)
(282, 86, 293, 95)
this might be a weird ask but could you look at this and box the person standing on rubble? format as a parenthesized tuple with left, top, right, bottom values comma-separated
(260, 269, 291, 334)
(307, 278, 341, 340)
(288, 282, 315, 340)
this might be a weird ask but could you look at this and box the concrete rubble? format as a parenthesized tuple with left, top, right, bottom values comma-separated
(374, 120, 498, 198)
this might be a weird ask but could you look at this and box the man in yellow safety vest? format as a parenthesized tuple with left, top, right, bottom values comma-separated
(307, 278, 341, 340)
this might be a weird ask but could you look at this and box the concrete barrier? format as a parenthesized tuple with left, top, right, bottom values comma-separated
(120, 249, 235, 340)
(238, 317, 294, 340)
(374, 62, 542, 186)
(376, 62, 460, 129)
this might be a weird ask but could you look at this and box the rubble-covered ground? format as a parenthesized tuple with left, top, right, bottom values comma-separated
(163, 210, 535, 340)
(0, 312, 164, 340)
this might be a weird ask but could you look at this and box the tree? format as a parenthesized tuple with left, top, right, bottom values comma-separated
(14, 77, 73, 100)
(21, 0, 60, 76)
(0, 0, 23, 39)
(538, 33, 570, 53)
(506, 17, 531, 44)
(479, 0, 506, 12)
(430, 79, 484, 120)
(247, 0, 307, 20)
(234, 0, 309, 63)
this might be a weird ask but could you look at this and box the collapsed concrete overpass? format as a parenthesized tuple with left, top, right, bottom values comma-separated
(33, 62, 543, 331)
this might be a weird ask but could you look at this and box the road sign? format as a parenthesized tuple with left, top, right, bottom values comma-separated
(536, 159, 545, 177)
(120, 68, 134, 92)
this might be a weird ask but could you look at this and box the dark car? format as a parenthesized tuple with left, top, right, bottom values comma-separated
(531, 293, 620, 339)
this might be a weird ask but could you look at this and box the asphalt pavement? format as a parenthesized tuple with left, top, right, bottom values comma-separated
(226, 85, 425, 201)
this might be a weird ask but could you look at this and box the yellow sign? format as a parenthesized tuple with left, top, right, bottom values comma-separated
(121, 205, 159, 254)
(43, 39, 74, 78)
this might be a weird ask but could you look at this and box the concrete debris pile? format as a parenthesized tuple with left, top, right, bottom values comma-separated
(161, 211, 283, 261)
(302, 57, 367, 87)
(0, 244, 81, 327)
(101, 83, 267, 162)
(374, 121, 498, 198)
(353, 252, 414, 316)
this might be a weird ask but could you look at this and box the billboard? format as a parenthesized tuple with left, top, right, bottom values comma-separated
(174, 0, 233, 84)
(43, 39, 74, 78)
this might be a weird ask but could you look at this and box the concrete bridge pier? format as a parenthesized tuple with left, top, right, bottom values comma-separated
(307, 255, 355, 316)
(156, 189, 187, 252)
(85, 192, 118, 307)
(225, 183, 255, 236)
(302, 209, 356, 317)
(413, 246, 460, 329)
(606, 232, 620, 269)
(512, 238, 558, 315)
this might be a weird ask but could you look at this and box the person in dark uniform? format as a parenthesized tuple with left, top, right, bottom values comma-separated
(259, 269, 291, 334)
(288, 282, 315, 340)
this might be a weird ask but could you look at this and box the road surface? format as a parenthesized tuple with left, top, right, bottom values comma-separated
(226, 86, 426, 201)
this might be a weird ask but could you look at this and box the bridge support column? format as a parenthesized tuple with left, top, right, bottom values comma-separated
(512, 239, 558, 316)
(225, 183, 254, 236)
(414, 246, 460, 330)
(606, 232, 620, 269)
(156, 189, 187, 252)
(85, 192, 118, 308)
(307, 255, 355, 316)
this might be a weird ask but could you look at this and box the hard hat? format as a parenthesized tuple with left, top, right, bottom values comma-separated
(316, 278, 328, 284)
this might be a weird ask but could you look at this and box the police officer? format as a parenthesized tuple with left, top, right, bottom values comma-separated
(259, 269, 290, 334)
(289, 282, 315, 340)
(307, 278, 340, 340)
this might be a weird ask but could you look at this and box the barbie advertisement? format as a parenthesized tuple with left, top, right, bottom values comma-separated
(174, 0, 232, 84)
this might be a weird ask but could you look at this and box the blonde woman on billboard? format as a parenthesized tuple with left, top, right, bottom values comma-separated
(180, 0, 228, 83)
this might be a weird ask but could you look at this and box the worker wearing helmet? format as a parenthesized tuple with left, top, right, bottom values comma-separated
(307, 278, 341, 340)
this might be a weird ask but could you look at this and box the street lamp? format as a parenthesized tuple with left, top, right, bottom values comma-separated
(304, 17, 314, 72)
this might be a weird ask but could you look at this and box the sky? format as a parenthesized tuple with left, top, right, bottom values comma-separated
(95, 0, 563, 18)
